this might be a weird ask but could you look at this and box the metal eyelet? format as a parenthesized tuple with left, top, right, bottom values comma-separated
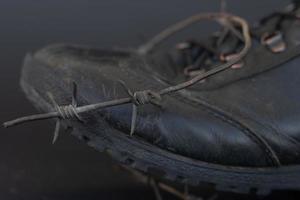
(261, 31, 287, 53)
(220, 53, 244, 69)
(176, 42, 192, 50)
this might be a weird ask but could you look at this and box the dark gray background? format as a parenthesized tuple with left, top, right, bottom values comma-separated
(1, 0, 299, 199)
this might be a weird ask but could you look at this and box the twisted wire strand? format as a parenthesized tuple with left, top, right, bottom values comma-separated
(56, 105, 81, 120)
(3, 12, 251, 142)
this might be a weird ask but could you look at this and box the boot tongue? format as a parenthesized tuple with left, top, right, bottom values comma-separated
(215, 31, 242, 56)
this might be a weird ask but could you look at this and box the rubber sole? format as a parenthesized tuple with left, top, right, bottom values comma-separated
(20, 54, 300, 195)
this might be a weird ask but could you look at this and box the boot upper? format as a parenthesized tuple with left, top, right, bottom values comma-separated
(22, 6, 300, 168)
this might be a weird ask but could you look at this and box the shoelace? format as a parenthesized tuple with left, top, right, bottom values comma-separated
(3, 12, 251, 143)
(171, 9, 300, 78)
(173, 17, 245, 77)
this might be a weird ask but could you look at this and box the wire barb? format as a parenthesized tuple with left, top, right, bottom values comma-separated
(118, 80, 162, 136)
(149, 177, 163, 200)
(72, 81, 78, 107)
(53, 119, 61, 144)
(127, 166, 205, 200)
(46, 83, 82, 144)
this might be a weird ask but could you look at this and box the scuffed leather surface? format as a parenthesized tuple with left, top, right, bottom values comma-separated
(191, 55, 300, 166)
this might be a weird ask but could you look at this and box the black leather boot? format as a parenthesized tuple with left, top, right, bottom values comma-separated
(5, 2, 300, 195)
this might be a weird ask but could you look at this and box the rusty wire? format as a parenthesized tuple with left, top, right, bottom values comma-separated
(126, 166, 219, 200)
(127, 166, 188, 200)
(3, 12, 251, 142)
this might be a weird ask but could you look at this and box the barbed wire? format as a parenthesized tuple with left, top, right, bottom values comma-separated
(3, 12, 251, 143)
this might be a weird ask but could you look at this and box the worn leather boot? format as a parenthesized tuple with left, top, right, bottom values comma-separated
(5, 1, 300, 195)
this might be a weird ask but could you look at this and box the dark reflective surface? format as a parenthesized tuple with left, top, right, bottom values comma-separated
(1, 0, 299, 199)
